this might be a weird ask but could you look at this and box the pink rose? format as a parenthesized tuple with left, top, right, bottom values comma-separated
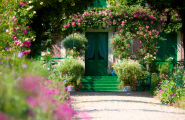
(24, 41, 31, 47)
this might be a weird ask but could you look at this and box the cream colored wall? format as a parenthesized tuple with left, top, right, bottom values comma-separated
(177, 33, 182, 61)
(82, 28, 114, 74)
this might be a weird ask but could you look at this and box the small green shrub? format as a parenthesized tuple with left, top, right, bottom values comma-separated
(62, 33, 87, 58)
(114, 59, 142, 90)
(58, 59, 84, 90)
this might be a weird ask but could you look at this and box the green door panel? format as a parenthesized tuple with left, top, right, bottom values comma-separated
(157, 32, 177, 60)
(85, 32, 108, 76)
(90, 0, 107, 8)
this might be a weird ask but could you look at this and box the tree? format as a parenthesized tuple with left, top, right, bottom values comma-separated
(29, 0, 94, 58)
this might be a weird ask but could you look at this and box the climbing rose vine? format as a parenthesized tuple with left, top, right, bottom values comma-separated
(62, 4, 180, 59)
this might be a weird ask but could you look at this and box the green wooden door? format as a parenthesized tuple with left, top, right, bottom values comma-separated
(157, 32, 177, 60)
(85, 32, 108, 76)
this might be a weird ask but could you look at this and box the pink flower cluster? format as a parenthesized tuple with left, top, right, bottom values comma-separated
(20, 76, 77, 119)
(20, 1, 27, 7)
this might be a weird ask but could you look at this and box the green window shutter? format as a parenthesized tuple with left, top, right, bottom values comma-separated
(156, 32, 177, 60)
(90, 0, 107, 8)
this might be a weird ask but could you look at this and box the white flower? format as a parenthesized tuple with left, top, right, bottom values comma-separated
(40, 2, 43, 5)
(29, 6, 33, 9)
(29, 1, 32, 4)
(33, 11, 36, 14)
(25, 38, 29, 41)
(41, 52, 45, 56)
(6, 29, 9, 32)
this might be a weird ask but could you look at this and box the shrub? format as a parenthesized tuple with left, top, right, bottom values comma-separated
(62, 33, 87, 58)
(114, 59, 142, 90)
(155, 66, 185, 105)
(0, 57, 76, 119)
(58, 59, 84, 90)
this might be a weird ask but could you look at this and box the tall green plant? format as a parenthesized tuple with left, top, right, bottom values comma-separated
(114, 59, 142, 90)
(62, 33, 87, 59)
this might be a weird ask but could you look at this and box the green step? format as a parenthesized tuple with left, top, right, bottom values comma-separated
(80, 76, 120, 92)
(82, 84, 119, 87)
(80, 90, 120, 92)
(80, 87, 120, 91)
(82, 81, 119, 84)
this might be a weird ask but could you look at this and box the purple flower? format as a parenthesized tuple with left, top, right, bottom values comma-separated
(5, 57, 7, 60)
(18, 52, 24, 58)
(65, 74, 68, 76)
(22, 64, 27, 68)
(63, 80, 66, 83)
(5, 48, 8, 50)
(23, 29, 28, 35)
(49, 62, 51, 64)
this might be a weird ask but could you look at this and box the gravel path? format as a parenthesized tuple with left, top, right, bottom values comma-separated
(71, 92, 185, 120)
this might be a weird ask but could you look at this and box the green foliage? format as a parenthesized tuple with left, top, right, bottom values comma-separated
(150, 73, 160, 94)
(155, 66, 185, 105)
(110, 33, 131, 59)
(29, 0, 94, 58)
(158, 57, 174, 80)
(110, 63, 115, 70)
(114, 59, 142, 89)
(58, 59, 84, 89)
(63, 5, 164, 59)
(62, 33, 87, 58)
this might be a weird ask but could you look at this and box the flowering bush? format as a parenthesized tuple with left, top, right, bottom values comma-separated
(155, 66, 185, 106)
(58, 59, 84, 90)
(0, 52, 77, 119)
(114, 59, 143, 90)
(0, 0, 36, 58)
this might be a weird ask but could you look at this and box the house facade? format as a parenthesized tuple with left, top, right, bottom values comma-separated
(51, 0, 184, 76)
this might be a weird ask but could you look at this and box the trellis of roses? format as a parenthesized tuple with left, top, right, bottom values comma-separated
(62, 4, 180, 59)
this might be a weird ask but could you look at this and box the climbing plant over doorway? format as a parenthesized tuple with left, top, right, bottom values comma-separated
(62, 4, 180, 59)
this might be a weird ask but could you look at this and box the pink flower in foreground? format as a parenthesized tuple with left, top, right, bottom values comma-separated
(127, 44, 130, 47)
(23, 29, 28, 35)
(5, 1, 8, 4)
(111, 41, 114, 44)
(27, 97, 38, 108)
(72, 22, 76, 26)
(24, 41, 31, 47)
(20, 1, 27, 7)
(78, 23, 81, 26)
(0, 112, 8, 120)
(146, 25, 149, 29)
(23, 50, 31, 55)
(81, 111, 91, 120)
